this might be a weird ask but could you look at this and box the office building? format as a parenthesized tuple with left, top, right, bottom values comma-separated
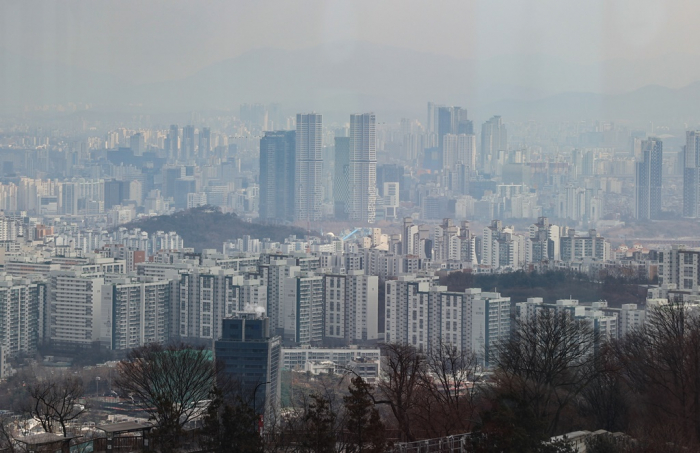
(259, 131, 296, 222)
(348, 113, 377, 224)
(281, 347, 380, 371)
(295, 113, 323, 222)
(635, 138, 663, 220)
(684, 131, 700, 218)
(214, 315, 281, 420)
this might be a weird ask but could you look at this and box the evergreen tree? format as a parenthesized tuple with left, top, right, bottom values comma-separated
(302, 394, 337, 453)
(202, 387, 261, 453)
(343, 376, 387, 453)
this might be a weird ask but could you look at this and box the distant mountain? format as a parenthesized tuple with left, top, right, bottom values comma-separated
(121, 206, 313, 252)
(485, 82, 700, 121)
(3, 42, 700, 121)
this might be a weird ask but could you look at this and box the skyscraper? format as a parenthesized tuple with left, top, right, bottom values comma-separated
(130, 132, 145, 156)
(635, 138, 663, 220)
(348, 113, 377, 224)
(198, 127, 211, 160)
(295, 113, 323, 222)
(684, 131, 700, 218)
(334, 137, 350, 220)
(481, 116, 507, 174)
(259, 131, 296, 222)
(442, 133, 476, 170)
(437, 106, 471, 148)
(182, 125, 195, 161)
(167, 125, 179, 161)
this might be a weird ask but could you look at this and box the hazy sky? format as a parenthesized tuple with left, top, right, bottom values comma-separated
(0, 0, 695, 84)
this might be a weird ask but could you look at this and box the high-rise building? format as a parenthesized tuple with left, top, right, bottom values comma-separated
(323, 271, 379, 345)
(348, 113, 377, 224)
(437, 106, 471, 148)
(101, 276, 171, 351)
(635, 138, 663, 220)
(683, 131, 700, 218)
(295, 113, 323, 222)
(258, 258, 300, 335)
(48, 270, 105, 349)
(182, 125, 195, 161)
(283, 272, 323, 346)
(214, 314, 281, 421)
(334, 137, 350, 220)
(442, 133, 476, 171)
(167, 125, 180, 161)
(61, 182, 78, 215)
(384, 277, 509, 365)
(0, 275, 45, 357)
(130, 132, 145, 156)
(481, 116, 507, 174)
(198, 127, 211, 159)
(259, 131, 296, 222)
(174, 268, 247, 343)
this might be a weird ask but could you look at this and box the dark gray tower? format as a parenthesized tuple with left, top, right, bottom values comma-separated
(259, 131, 296, 222)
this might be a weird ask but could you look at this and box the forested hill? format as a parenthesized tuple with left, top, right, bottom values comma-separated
(120, 206, 313, 252)
(440, 270, 650, 307)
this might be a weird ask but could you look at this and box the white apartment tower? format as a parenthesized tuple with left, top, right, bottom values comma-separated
(683, 131, 700, 218)
(323, 271, 379, 345)
(348, 113, 377, 224)
(101, 276, 171, 350)
(48, 270, 105, 349)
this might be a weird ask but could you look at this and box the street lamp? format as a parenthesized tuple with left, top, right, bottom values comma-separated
(96, 376, 101, 398)
(252, 381, 270, 434)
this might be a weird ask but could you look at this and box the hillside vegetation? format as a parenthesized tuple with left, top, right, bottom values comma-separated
(440, 270, 650, 307)
(121, 206, 312, 252)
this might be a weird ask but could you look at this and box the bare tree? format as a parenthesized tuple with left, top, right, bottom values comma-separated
(113, 343, 216, 451)
(579, 346, 630, 433)
(415, 340, 482, 437)
(374, 343, 425, 442)
(27, 376, 86, 436)
(613, 300, 700, 447)
(493, 309, 601, 437)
